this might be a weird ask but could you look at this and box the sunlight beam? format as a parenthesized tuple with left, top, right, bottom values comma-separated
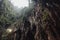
(9, 0, 29, 8)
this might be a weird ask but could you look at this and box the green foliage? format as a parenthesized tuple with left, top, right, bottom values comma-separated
(0, 0, 17, 28)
